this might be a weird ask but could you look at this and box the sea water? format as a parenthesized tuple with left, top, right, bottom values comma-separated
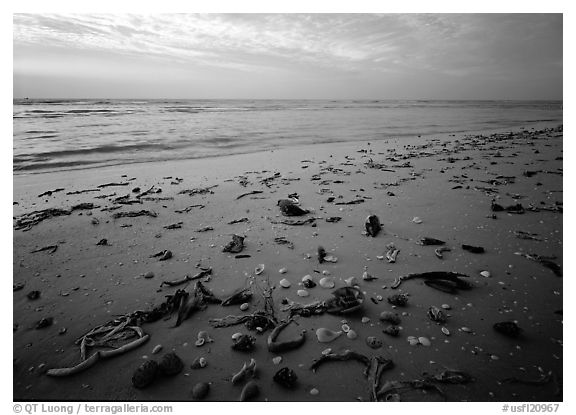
(13, 99, 562, 173)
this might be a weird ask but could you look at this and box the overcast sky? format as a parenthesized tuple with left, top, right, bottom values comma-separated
(13, 13, 563, 100)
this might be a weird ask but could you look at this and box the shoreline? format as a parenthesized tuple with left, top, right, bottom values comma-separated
(13, 121, 561, 177)
(13, 125, 563, 402)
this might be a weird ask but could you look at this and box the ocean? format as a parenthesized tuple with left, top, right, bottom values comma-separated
(13, 99, 563, 173)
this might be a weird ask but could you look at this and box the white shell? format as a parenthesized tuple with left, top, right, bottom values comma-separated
(240, 303, 249, 311)
(418, 337, 431, 347)
(441, 304, 451, 310)
(441, 327, 450, 336)
(341, 324, 350, 333)
(361, 317, 370, 324)
(231, 332, 243, 340)
(279, 278, 291, 288)
(272, 356, 282, 365)
(346, 329, 358, 339)
(255, 264, 265, 275)
(321, 348, 332, 355)
(302, 274, 313, 282)
(324, 255, 338, 263)
(412, 217, 423, 224)
(461, 327, 472, 333)
(297, 289, 309, 297)
(152, 345, 162, 354)
(279, 268, 287, 274)
(480, 270, 491, 278)
(319, 277, 335, 289)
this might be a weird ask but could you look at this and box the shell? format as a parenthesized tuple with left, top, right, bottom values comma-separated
(231, 332, 243, 340)
(319, 277, 335, 289)
(362, 271, 378, 281)
(255, 264, 265, 275)
(407, 336, 419, 346)
(195, 338, 205, 347)
(324, 255, 338, 263)
(158, 352, 184, 376)
(310, 388, 319, 396)
(344, 277, 358, 286)
(412, 217, 423, 224)
(132, 360, 159, 389)
(480, 270, 491, 278)
(461, 327, 472, 333)
(239, 380, 259, 401)
(191, 382, 210, 400)
(383, 325, 400, 337)
(273, 367, 298, 389)
(379, 311, 401, 325)
(346, 329, 358, 339)
(427, 306, 447, 323)
(387, 293, 409, 307)
(240, 302, 249, 311)
(272, 356, 282, 365)
(316, 328, 343, 343)
(197, 331, 213, 343)
(279, 278, 291, 288)
(341, 324, 350, 333)
(151, 345, 162, 355)
(441, 304, 451, 310)
(297, 289, 309, 297)
(279, 268, 287, 274)
(321, 348, 332, 355)
(190, 356, 207, 369)
(418, 337, 431, 347)
(232, 334, 256, 351)
(441, 327, 450, 336)
(361, 317, 370, 324)
(366, 336, 382, 349)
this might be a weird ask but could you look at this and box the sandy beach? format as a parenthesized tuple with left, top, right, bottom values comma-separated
(13, 126, 563, 402)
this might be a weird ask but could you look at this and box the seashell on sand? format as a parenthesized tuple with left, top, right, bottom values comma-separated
(316, 328, 343, 343)
(255, 264, 265, 275)
(279, 278, 291, 288)
(319, 277, 335, 288)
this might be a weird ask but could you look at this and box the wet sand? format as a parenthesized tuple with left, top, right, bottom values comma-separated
(13, 126, 563, 402)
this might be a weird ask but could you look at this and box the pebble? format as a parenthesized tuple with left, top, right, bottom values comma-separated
(491, 354, 500, 361)
(297, 289, 309, 297)
(310, 388, 319, 396)
(346, 329, 358, 340)
(441, 327, 450, 336)
(279, 268, 287, 274)
(144, 272, 154, 279)
(240, 303, 249, 311)
(441, 304, 451, 310)
(255, 264, 265, 275)
(361, 317, 370, 324)
(321, 348, 332, 355)
(412, 217, 423, 224)
(366, 336, 382, 349)
(407, 336, 419, 346)
(152, 345, 162, 354)
(231, 332, 243, 340)
(272, 356, 282, 365)
(279, 278, 291, 288)
(341, 324, 350, 333)
(319, 277, 335, 288)
(191, 382, 210, 400)
(480, 270, 491, 278)
(461, 327, 473, 333)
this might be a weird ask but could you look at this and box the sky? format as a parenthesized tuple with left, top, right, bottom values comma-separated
(13, 13, 563, 100)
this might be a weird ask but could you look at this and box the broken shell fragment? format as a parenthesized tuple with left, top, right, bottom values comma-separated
(480, 270, 491, 278)
(255, 264, 265, 275)
(316, 328, 343, 343)
(412, 217, 423, 224)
